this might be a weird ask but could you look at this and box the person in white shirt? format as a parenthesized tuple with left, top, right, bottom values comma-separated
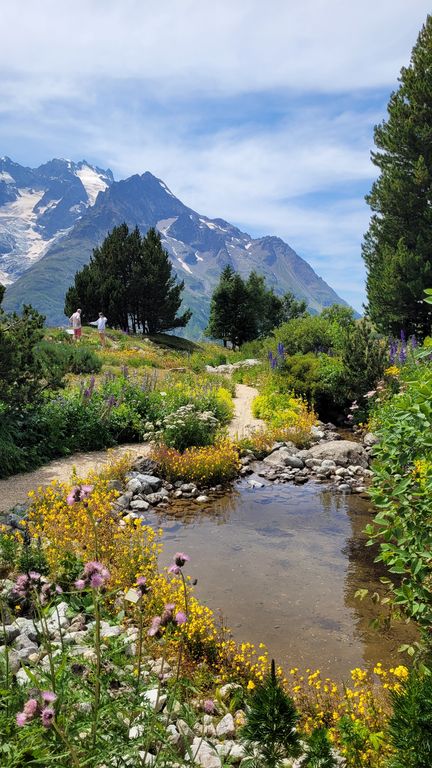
(89, 312, 108, 346)
(69, 308, 82, 341)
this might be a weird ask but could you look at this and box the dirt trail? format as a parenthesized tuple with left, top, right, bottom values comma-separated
(0, 444, 150, 515)
(0, 383, 262, 514)
(228, 383, 264, 439)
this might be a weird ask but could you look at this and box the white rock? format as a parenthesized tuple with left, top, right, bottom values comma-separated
(141, 687, 167, 711)
(196, 495, 210, 503)
(219, 683, 243, 701)
(216, 713, 236, 739)
(127, 478, 142, 494)
(188, 738, 222, 768)
(215, 741, 246, 762)
(130, 499, 150, 511)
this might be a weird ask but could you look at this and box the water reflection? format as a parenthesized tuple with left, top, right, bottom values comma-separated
(146, 476, 416, 680)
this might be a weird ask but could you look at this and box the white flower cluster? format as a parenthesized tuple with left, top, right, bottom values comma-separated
(142, 405, 219, 443)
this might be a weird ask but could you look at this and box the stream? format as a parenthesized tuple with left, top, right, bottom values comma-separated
(142, 474, 417, 679)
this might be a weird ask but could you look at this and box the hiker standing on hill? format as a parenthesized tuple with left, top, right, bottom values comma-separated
(90, 312, 108, 346)
(69, 308, 82, 341)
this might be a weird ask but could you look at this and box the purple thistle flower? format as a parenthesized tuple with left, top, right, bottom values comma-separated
(168, 564, 181, 575)
(203, 699, 215, 714)
(175, 611, 187, 625)
(66, 486, 81, 506)
(41, 691, 57, 703)
(90, 573, 105, 589)
(174, 553, 190, 568)
(148, 616, 161, 637)
(16, 712, 27, 726)
(74, 579, 86, 591)
(23, 698, 39, 716)
(29, 571, 41, 581)
(41, 707, 55, 728)
(136, 576, 149, 595)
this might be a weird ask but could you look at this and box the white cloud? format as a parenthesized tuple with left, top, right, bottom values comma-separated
(0, 0, 430, 97)
(1, 0, 428, 311)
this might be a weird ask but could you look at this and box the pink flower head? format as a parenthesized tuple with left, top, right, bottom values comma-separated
(74, 579, 86, 591)
(66, 486, 81, 506)
(136, 576, 149, 595)
(174, 552, 190, 568)
(83, 560, 101, 576)
(66, 484, 94, 505)
(29, 571, 41, 581)
(23, 698, 39, 717)
(347, 414, 354, 421)
(41, 707, 55, 728)
(90, 573, 104, 589)
(365, 390, 377, 398)
(41, 691, 57, 703)
(16, 712, 27, 726)
(203, 699, 215, 714)
(175, 611, 187, 625)
(168, 564, 181, 575)
(15, 574, 29, 589)
(148, 616, 161, 637)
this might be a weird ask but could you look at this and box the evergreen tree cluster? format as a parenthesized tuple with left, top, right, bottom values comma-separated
(363, 15, 432, 338)
(64, 225, 191, 333)
(206, 266, 307, 348)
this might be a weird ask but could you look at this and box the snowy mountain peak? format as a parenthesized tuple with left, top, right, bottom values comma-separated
(0, 157, 113, 283)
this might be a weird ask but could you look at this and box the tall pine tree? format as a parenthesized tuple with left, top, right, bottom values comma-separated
(65, 225, 191, 333)
(363, 15, 432, 338)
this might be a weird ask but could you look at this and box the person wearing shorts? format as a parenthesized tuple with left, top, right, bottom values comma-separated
(90, 312, 108, 346)
(70, 308, 82, 340)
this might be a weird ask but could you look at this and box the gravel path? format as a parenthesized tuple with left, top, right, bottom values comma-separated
(228, 383, 264, 439)
(0, 383, 262, 514)
(0, 443, 150, 514)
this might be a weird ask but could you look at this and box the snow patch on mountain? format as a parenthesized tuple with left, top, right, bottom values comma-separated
(0, 171, 14, 184)
(75, 164, 109, 205)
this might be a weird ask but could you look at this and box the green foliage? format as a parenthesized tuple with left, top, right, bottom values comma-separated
(302, 728, 337, 768)
(241, 660, 301, 768)
(0, 303, 46, 408)
(206, 268, 300, 348)
(18, 541, 50, 577)
(160, 405, 219, 452)
(367, 359, 432, 628)
(387, 668, 432, 768)
(65, 224, 192, 333)
(341, 321, 387, 402)
(35, 341, 102, 382)
(363, 16, 432, 338)
(337, 715, 374, 768)
(265, 315, 335, 356)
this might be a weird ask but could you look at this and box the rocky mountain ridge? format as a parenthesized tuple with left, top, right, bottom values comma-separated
(1, 159, 351, 336)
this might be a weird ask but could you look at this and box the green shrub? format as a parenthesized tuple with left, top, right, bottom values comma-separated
(160, 405, 220, 452)
(302, 728, 337, 768)
(366, 359, 432, 629)
(241, 659, 301, 768)
(387, 668, 432, 768)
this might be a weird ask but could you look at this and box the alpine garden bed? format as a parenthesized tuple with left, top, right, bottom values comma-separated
(0, 456, 422, 768)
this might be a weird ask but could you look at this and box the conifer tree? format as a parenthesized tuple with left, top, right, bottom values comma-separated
(363, 15, 432, 338)
(65, 225, 191, 333)
(241, 659, 301, 768)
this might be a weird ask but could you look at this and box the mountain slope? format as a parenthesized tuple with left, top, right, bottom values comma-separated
(3, 166, 350, 336)
(0, 157, 113, 285)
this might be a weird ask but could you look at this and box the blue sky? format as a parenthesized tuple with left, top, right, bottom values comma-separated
(1, 0, 431, 311)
